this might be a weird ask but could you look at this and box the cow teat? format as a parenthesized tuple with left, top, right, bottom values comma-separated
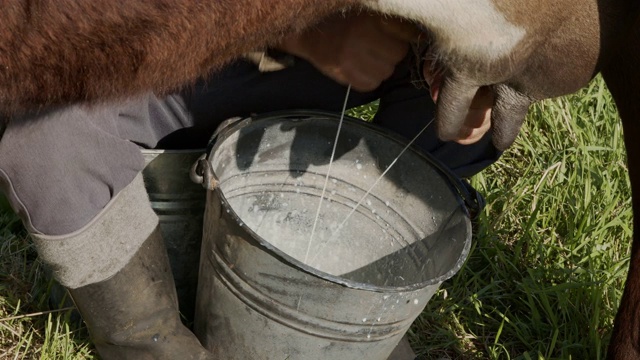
(362, 0, 605, 151)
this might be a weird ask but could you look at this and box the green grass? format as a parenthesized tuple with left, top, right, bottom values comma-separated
(0, 76, 630, 359)
(410, 77, 630, 359)
(0, 206, 94, 359)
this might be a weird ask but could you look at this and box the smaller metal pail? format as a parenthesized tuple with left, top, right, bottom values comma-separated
(142, 149, 206, 323)
(193, 111, 479, 359)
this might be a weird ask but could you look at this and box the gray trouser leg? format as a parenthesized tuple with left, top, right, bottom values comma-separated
(0, 94, 194, 286)
(0, 94, 191, 236)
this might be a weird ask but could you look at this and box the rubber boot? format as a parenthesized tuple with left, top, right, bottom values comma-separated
(68, 226, 213, 360)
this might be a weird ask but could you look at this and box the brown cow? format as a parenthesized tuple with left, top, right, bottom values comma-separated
(1, 0, 639, 358)
(367, 1, 639, 358)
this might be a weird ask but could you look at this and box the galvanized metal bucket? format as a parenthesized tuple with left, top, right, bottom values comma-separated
(192, 111, 481, 359)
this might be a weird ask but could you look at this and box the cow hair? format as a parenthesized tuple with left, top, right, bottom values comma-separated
(0, 0, 358, 117)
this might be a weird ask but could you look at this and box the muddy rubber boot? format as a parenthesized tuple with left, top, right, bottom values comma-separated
(68, 227, 213, 360)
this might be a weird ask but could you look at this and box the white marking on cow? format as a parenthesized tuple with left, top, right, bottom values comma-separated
(365, 0, 526, 61)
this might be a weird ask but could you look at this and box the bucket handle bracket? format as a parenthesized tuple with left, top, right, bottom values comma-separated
(190, 153, 219, 191)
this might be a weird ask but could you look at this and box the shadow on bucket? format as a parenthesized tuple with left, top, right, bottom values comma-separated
(193, 110, 479, 360)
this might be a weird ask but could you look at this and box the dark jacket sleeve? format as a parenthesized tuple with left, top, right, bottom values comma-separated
(0, 0, 354, 115)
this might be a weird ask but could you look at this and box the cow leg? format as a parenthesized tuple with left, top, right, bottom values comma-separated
(601, 16, 640, 360)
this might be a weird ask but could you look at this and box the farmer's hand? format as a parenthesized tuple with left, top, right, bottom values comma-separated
(446, 86, 494, 145)
(423, 58, 494, 145)
(277, 12, 418, 92)
(279, 11, 494, 146)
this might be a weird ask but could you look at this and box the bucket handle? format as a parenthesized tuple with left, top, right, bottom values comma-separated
(455, 177, 486, 220)
(436, 165, 486, 220)
(190, 153, 219, 190)
(190, 116, 248, 190)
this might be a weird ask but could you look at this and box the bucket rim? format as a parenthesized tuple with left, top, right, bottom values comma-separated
(207, 110, 474, 292)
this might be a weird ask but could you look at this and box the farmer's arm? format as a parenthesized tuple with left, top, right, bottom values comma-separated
(274, 11, 494, 144)
(276, 11, 416, 92)
(0, 0, 353, 114)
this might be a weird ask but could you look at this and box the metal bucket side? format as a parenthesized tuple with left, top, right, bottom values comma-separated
(195, 189, 438, 360)
(142, 149, 206, 323)
(207, 113, 472, 290)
